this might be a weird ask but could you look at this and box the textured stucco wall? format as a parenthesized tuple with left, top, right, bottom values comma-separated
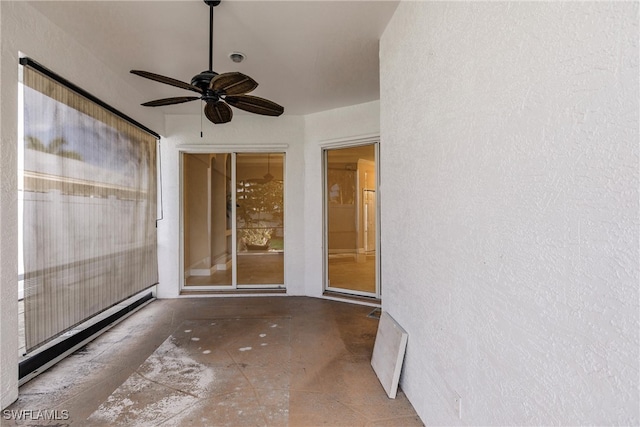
(303, 101, 380, 297)
(157, 114, 306, 298)
(0, 1, 164, 408)
(380, 2, 639, 425)
(0, 0, 19, 411)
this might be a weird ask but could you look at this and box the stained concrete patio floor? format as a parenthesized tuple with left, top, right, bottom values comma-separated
(5, 297, 422, 426)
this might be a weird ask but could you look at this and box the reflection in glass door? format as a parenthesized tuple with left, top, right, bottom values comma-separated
(236, 153, 285, 287)
(324, 143, 379, 297)
(182, 152, 284, 289)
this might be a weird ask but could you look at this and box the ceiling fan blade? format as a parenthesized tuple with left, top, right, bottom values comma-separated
(141, 96, 200, 107)
(210, 72, 258, 95)
(225, 95, 284, 117)
(131, 70, 202, 94)
(204, 101, 233, 124)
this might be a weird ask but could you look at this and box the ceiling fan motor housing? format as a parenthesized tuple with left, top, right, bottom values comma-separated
(191, 70, 219, 91)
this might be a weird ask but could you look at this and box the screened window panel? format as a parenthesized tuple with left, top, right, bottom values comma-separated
(21, 65, 158, 352)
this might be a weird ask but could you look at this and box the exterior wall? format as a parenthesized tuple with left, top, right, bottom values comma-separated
(303, 101, 380, 297)
(0, 0, 17, 411)
(0, 1, 163, 409)
(380, 2, 639, 425)
(156, 114, 306, 297)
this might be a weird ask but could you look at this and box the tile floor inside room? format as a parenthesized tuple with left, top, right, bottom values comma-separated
(5, 297, 422, 426)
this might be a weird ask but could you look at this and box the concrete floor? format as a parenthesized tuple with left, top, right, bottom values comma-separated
(5, 297, 422, 426)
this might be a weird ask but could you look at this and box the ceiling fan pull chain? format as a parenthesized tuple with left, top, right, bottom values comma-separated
(201, 100, 204, 137)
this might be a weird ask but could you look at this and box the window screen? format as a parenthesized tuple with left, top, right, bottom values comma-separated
(21, 63, 158, 352)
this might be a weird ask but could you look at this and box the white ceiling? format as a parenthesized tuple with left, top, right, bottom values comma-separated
(29, 0, 399, 116)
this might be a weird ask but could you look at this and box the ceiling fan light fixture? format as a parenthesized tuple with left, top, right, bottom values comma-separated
(229, 52, 246, 63)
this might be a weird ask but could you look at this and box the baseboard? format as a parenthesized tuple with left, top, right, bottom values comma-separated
(322, 291, 381, 307)
(180, 288, 287, 297)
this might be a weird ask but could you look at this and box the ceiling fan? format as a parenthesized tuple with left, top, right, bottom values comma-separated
(130, 0, 284, 124)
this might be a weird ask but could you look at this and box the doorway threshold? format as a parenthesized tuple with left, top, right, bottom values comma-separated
(180, 288, 287, 297)
(322, 291, 381, 307)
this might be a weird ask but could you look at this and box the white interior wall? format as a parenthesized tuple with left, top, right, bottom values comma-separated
(380, 2, 638, 425)
(303, 101, 380, 297)
(0, 1, 164, 409)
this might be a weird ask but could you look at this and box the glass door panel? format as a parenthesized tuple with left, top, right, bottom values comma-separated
(183, 153, 233, 287)
(325, 144, 378, 297)
(236, 153, 285, 287)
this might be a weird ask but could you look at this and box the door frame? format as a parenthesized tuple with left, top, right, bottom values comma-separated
(177, 144, 288, 292)
(321, 136, 380, 299)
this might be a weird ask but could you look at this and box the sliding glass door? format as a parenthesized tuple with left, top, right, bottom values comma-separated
(183, 152, 284, 290)
(236, 153, 285, 287)
(324, 143, 379, 298)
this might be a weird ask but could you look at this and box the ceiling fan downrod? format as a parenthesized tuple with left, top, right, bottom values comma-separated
(190, 0, 221, 91)
(205, 0, 221, 71)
